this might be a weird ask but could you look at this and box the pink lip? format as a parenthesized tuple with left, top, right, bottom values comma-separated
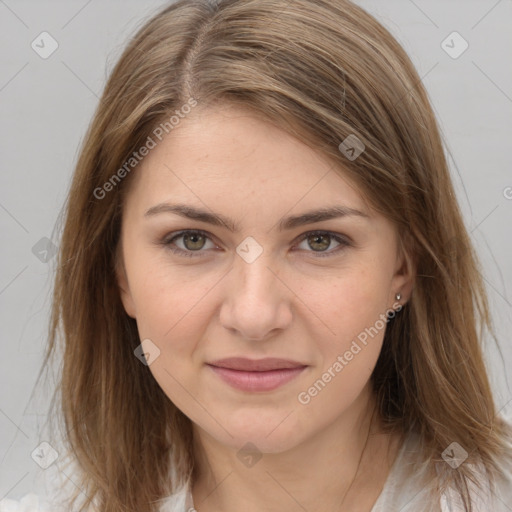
(206, 358, 307, 392)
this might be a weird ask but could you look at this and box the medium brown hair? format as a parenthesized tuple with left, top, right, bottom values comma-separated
(37, 0, 511, 510)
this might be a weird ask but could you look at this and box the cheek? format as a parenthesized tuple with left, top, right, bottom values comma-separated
(123, 254, 392, 451)
(126, 250, 219, 343)
(130, 249, 391, 366)
(293, 275, 389, 433)
(295, 267, 389, 399)
(299, 263, 391, 346)
(309, 289, 386, 400)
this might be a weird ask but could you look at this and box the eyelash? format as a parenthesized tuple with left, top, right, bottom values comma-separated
(160, 229, 351, 259)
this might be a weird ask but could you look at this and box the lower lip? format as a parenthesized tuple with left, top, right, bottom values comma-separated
(207, 365, 307, 392)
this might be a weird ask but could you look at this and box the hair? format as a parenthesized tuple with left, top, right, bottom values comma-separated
(37, 0, 511, 511)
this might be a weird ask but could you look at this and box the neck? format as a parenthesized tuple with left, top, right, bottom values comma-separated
(190, 385, 401, 512)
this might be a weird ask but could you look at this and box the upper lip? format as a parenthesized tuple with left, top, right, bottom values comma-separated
(207, 357, 307, 372)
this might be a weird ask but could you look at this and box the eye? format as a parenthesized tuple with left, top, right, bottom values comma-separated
(293, 230, 351, 257)
(161, 230, 217, 258)
(159, 229, 351, 258)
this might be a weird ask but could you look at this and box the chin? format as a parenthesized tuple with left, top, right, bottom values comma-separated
(208, 408, 305, 454)
(223, 430, 301, 455)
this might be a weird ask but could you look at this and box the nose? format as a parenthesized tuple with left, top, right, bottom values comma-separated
(219, 250, 293, 341)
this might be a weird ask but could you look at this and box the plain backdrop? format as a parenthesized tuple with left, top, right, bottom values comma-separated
(1, 0, 511, 500)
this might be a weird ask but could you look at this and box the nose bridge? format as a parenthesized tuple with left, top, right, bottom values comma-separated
(219, 239, 292, 339)
(233, 241, 280, 304)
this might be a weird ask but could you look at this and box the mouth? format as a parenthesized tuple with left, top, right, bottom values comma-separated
(206, 357, 308, 392)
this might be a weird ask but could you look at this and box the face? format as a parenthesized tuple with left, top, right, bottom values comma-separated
(116, 104, 413, 454)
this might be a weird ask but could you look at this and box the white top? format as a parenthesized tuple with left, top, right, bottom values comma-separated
(2, 428, 511, 512)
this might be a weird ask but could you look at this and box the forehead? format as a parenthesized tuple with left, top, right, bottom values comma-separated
(124, 104, 371, 217)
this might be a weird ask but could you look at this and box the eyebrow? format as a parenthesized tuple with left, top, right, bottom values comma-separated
(144, 203, 369, 232)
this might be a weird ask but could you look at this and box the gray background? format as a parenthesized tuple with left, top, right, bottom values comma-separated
(1, 0, 511, 500)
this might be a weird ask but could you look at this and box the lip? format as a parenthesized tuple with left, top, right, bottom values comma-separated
(206, 358, 308, 392)
(208, 357, 306, 371)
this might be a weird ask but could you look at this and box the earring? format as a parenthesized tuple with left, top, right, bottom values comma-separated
(395, 292, 401, 301)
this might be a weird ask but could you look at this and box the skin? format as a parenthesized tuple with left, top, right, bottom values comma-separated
(116, 104, 415, 512)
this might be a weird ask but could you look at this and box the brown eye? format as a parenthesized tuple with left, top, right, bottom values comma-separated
(307, 233, 331, 251)
(295, 231, 350, 257)
(161, 229, 350, 259)
(162, 230, 216, 258)
(182, 232, 207, 251)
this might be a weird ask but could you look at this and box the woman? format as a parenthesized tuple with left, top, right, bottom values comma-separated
(2, 0, 511, 511)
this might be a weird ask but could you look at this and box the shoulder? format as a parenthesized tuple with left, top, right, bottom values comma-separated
(441, 459, 512, 512)
(158, 482, 192, 512)
(1, 479, 191, 512)
(0, 492, 90, 512)
(442, 416, 512, 512)
(0, 493, 98, 512)
(490, 418, 512, 509)
(0, 493, 49, 512)
(375, 425, 512, 512)
(493, 468, 512, 509)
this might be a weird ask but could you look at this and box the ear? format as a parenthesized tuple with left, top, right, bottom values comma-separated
(115, 243, 137, 319)
(390, 232, 416, 306)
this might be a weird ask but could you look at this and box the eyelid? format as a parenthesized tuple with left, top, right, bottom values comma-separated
(294, 230, 351, 257)
(160, 229, 352, 258)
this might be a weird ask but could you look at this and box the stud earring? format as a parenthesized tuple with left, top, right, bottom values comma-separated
(395, 292, 401, 301)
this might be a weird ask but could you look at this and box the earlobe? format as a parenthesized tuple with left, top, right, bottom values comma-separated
(393, 235, 417, 305)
